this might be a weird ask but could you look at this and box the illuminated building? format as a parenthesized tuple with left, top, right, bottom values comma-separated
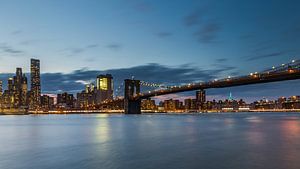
(196, 89, 206, 109)
(141, 98, 156, 110)
(96, 74, 113, 103)
(2, 77, 14, 108)
(21, 75, 28, 106)
(41, 95, 54, 110)
(76, 90, 97, 109)
(163, 99, 182, 111)
(30, 58, 41, 109)
(184, 98, 197, 110)
(8, 78, 13, 94)
(0, 80, 2, 96)
(282, 96, 300, 109)
(12, 68, 28, 107)
(85, 83, 95, 93)
(57, 92, 74, 108)
(253, 99, 275, 110)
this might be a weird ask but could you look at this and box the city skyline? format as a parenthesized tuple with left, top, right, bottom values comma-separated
(1, 58, 300, 112)
(0, 0, 300, 101)
(1, 58, 300, 103)
(1, 2, 300, 169)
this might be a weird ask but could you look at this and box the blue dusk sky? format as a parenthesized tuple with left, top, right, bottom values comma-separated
(0, 0, 300, 101)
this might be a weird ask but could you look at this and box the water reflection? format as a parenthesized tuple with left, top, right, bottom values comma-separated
(94, 114, 111, 143)
(0, 113, 300, 169)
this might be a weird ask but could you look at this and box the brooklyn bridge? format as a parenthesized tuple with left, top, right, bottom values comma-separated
(91, 60, 300, 114)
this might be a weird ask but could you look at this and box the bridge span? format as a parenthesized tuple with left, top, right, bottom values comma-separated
(137, 68, 300, 99)
(98, 60, 300, 114)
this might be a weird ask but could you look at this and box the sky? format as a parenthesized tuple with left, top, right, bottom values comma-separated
(0, 0, 300, 102)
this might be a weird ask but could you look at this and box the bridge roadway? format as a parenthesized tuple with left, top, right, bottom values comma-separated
(135, 69, 300, 99)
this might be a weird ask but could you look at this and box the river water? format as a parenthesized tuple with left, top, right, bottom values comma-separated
(0, 113, 300, 169)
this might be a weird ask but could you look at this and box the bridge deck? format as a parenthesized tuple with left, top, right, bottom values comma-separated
(136, 69, 300, 99)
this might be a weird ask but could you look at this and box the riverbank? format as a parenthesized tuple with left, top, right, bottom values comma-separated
(1, 109, 300, 115)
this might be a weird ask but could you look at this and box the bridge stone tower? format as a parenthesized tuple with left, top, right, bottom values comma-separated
(124, 79, 141, 114)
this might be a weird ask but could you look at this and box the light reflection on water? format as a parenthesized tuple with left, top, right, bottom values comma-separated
(0, 113, 300, 169)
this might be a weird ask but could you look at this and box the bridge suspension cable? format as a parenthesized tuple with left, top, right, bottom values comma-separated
(261, 59, 300, 74)
(115, 82, 124, 98)
(139, 81, 172, 89)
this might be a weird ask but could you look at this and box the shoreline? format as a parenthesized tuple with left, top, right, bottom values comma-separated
(1, 110, 300, 116)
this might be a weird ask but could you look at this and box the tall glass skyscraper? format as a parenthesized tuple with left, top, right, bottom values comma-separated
(13, 68, 28, 107)
(30, 58, 41, 109)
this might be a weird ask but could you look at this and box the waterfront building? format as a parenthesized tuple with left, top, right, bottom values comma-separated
(282, 96, 300, 109)
(184, 98, 197, 110)
(0, 80, 2, 96)
(196, 89, 206, 110)
(96, 74, 113, 103)
(141, 98, 156, 110)
(163, 99, 182, 111)
(8, 78, 13, 94)
(253, 99, 276, 110)
(30, 58, 41, 109)
(41, 95, 55, 110)
(12, 68, 28, 107)
(76, 90, 97, 109)
(57, 92, 74, 108)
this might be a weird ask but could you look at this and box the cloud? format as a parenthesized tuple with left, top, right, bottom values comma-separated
(1, 63, 300, 102)
(60, 44, 99, 56)
(0, 43, 24, 56)
(156, 32, 173, 38)
(0, 63, 236, 94)
(247, 52, 284, 61)
(183, 8, 221, 44)
(86, 44, 99, 48)
(132, 0, 153, 12)
(194, 23, 221, 43)
(215, 58, 228, 63)
(11, 30, 22, 35)
(184, 10, 203, 27)
(106, 43, 122, 51)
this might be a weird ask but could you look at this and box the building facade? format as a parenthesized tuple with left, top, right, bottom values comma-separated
(30, 59, 41, 109)
(96, 74, 113, 103)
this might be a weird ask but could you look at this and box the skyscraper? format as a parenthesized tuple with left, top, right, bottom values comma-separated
(21, 74, 28, 106)
(196, 89, 206, 110)
(96, 74, 113, 103)
(8, 78, 13, 94)
(0, 80, 2, 96)
(30, 58, 41, 109)
(12, 68, 28, 107)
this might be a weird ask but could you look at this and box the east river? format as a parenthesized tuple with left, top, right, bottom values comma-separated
(0, 113, 300, 169)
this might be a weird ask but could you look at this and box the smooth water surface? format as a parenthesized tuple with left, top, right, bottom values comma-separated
(1, 113, 300, 169)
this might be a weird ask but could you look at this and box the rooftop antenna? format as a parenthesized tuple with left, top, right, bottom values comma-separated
(229, 92, 233, 101)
